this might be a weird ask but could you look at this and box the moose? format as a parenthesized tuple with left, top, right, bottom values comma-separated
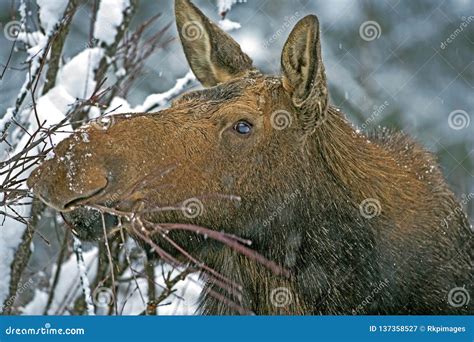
(27, 0, 472, 315)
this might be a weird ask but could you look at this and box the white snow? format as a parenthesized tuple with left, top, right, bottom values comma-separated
(0, 0, 72, 306)
(57, 48, 104, 99)
(237, 33, 261, 57)
(137, 70, 195, 112)
(217, 0, 246, 15)
(0, 219, 28, 312)
(107, 70, 196, 114)
(94, 0, 130, 46)
(0, 130, 37, 310)
(219, 18, 241, 31)
(121, 262, 202, 315)
(155, 269, 202, 315)
(0, 43, 103, 312)
(0, 108, 14, 133)
(107, 96, 133, 114)
(115, 265, 202, 315)
(22, 47, 105, 145)
(115, 67, 126, 78)
(16, 31, 45, 48)
(21, 248, 98, 315)
(37, 0, 68, 34)
(73, 236, 95, 316)
(19, 244, 202, 315)
(20, 290, 49, 315)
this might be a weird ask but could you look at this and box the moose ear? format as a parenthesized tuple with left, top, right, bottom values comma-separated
(281, 15, 328, 134)
(175, 0, 253, 87)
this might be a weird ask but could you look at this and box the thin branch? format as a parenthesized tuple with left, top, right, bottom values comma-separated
(43, 229, 70, 315)
(0, 200, 44, 315)
(72, 235, 95, 316)
(101, 212, 118, 315)
(42, 1, 80, 94)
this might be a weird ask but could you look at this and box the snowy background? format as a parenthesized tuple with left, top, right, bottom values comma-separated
(0, 0, 472, 315)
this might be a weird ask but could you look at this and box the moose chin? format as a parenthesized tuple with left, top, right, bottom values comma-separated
(27, 0, 473, 315)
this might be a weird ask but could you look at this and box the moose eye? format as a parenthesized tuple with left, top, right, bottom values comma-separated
(233, 120, 253, 135)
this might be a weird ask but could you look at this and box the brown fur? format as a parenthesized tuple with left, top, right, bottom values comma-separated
(27, 0, 473, 315)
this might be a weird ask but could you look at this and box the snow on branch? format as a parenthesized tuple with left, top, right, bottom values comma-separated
(217, 0, 246, 17)
(94, 0, 132, 46)
(106, 1, 245, 115)
(73, 236, 95, 316)
(0, 0, 74, 145)
(0, 0, 80, 310)
(109, 70, 196, 114)
(37, 0, 69, 34)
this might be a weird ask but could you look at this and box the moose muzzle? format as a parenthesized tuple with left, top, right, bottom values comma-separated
(27, 158, 108, 212)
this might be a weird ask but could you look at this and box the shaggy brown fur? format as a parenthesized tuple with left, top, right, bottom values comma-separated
(27, 0, 473, 315)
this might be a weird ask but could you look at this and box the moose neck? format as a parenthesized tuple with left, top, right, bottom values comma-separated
(312, 106, 392, 203)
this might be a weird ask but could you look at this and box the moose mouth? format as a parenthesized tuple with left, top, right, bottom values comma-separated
(32, 179, 110, 213)
(61, 181, 109, 212)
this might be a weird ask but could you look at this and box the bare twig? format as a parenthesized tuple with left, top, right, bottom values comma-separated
(142, 266, 196, 315)
(100, 212, 118, 314)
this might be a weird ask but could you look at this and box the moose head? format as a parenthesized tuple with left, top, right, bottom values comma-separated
(28, 0, 331, 238)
